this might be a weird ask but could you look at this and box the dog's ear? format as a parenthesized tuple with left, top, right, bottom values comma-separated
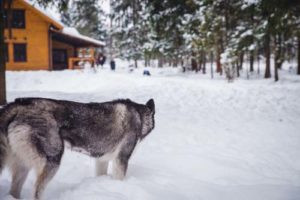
(146, 99, 155, 113)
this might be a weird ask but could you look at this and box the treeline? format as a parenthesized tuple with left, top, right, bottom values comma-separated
(110, 0, 300, 81)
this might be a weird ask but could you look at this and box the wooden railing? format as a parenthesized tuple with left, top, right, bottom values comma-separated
(68, 48, 95, 69)
(68, 57, 95, 69)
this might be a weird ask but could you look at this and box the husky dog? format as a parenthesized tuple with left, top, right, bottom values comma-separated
(0, 97, 155, 199)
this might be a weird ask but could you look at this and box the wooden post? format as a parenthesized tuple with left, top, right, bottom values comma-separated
(68, 58, 72, 69)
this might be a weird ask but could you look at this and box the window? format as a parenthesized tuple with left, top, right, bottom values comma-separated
(13, 43, 27, 62)
(4, 9, 25, 29)
(5, 43, 9, 62)
(12, 10, 25, 28)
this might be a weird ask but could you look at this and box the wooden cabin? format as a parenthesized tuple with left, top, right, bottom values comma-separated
(4, 0, 104, 71)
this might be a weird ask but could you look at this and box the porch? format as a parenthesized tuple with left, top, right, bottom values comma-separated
(50, 28, 104, 70)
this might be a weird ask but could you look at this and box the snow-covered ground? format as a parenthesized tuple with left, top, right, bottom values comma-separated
(1, 62, 300, 200)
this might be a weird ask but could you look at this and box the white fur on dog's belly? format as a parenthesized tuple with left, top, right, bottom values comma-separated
(64, 140, 124, 161)
(64, 141, 91, 156)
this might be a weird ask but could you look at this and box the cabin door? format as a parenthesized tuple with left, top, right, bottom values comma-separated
(52, 49, 68, 70)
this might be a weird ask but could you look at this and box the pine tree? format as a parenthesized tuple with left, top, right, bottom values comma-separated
(110, 0, 148, 67)
(61, 0, 107, 41)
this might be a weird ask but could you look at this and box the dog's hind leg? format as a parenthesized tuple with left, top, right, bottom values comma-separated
(34, 163, 59, 200)
(8, 113, 63, 199)
(95, 160, 108, 176)
(8, 155, 29, 199)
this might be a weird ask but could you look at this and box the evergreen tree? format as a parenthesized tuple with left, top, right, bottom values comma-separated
(110, 0, 149, 67)
(61, 0, 107, 41)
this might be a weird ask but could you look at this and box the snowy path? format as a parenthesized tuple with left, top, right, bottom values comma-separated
(1, 68, 300, 200)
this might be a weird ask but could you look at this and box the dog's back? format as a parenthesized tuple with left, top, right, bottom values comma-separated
(0, 97, 155, 199)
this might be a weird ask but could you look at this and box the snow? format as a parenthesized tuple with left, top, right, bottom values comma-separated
(1, 62, 300, 200)
(62, 27, 106, 46)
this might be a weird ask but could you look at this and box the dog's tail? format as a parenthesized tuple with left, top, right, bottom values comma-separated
(0, 102, 19, 173)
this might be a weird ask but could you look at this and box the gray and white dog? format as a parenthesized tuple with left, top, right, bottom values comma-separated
(0, 97, 155, 199)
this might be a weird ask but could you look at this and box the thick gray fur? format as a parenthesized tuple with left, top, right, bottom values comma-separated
(0, 97, 155, 199)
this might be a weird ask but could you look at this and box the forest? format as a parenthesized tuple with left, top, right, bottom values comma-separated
(59, 0, 300, 81)
(115, 0, 300, 80)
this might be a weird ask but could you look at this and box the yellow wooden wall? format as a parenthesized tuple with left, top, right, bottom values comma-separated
(5, 0, 50, 71)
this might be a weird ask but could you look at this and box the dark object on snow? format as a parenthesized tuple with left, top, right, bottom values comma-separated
(96, 53, 105, 66)
(100, 55, 106, 66)
(110, 60, 116, 71)
(143, 69, 151, 76)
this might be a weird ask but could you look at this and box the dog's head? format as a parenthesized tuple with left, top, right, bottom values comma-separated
(140, 99, 155, 140)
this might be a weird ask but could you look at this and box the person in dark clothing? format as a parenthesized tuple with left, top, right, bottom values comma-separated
(110, 59, 116, 71)
(100, 55, 106, 66)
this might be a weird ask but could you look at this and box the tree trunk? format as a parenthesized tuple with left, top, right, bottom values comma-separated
(7, 0, 12, 39)
(0, 0, 7, 105)
(216, 47, 222, 74)
(158, 57, 163, 68)
(274, 61, 279, 81)
(239, 51, 244, 70)
(210, 51, 214, 79)
(168, 59, 172, 67)
(236, 61, 240, 77)
(202, 51, 206, 74)
(198, 59, 202, 72)
(191, 58, 197, 72)
(257, 53, 260, 75)
(144, 55, 148, 67)
(264, 34, 271, 78)
(297, 34, 300, 75)
(249, 50, 254, 72)
(274, 35, 281, 81)
(134, 59, 138, 68)
(173, 57, 178, 67)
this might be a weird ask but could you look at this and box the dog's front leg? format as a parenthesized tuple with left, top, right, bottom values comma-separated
(112, 156, 128, 180)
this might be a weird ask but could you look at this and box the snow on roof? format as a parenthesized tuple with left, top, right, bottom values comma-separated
(24, 0, 105, 46)
(62, 27, 105, 46)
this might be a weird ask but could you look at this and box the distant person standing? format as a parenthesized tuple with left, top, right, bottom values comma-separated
(110, 59, 116, 71)
(100, 55, 106, 66)
(96, 53, 106, 68)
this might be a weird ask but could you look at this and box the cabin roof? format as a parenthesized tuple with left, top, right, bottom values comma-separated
(52, 28, 104, 47)
(21, 0, 105, 47)
(22, 0, 64, 30)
